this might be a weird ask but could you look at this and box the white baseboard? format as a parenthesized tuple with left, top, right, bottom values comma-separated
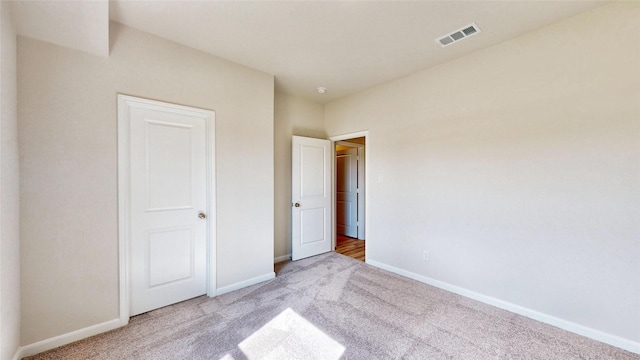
(216, 272, 275, 296)
(13, 271, 277, 359)
(12, 348, 24, 360)
(14, 262, 637, 359)
(274, 254, 291, 263)
(15, 317, 126, 359)
(365, 259, 640, 355)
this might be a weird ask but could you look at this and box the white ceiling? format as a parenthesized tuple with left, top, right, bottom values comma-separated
(10, 0, 606, 104)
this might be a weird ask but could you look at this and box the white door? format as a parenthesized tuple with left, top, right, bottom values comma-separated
(336, 147, 358, 238)
(291, 136, 332, 261)
(123, 96, 209, 316)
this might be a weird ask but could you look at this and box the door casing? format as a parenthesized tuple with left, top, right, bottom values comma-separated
(330, 131, 369, 260)
(117, 94, 216, 324)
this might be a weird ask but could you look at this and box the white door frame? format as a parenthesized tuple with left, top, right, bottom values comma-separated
(117, 94, 216, 325)
(330, 131, 369, 261)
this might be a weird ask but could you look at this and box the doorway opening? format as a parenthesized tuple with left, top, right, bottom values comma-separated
(334, 135, 366, 262)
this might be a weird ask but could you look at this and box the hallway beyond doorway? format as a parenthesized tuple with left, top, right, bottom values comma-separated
(336, 235, 365, 262)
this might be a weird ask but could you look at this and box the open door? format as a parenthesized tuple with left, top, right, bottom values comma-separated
(336, 147, 358, 238)
(291, 136, 332, 261)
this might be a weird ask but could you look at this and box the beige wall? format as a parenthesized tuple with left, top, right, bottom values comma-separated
(325, 2, 640, 344)
(1, 2, 21, 359)
(274, 92, 325, 260)
(18, 22, 274, 345)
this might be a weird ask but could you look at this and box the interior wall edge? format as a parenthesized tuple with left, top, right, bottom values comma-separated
(274, 254, 291, 263)
(1, 0, 21, 359)
(216, 272, 276, 296)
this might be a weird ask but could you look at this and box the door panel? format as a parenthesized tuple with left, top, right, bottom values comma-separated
(301, 208, 326, 244)
(146, 121, 193, 209)
(292, 136, 332, 261)
(301, 145, 326, 197)
(148, 227, 193, 286)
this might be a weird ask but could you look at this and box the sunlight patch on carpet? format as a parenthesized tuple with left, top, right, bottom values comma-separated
(237, 308, 345, 359)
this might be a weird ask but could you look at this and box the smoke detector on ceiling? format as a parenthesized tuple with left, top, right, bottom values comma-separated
(437, 23, 481, 47)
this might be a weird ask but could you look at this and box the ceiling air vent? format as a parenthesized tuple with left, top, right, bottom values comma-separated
(437, 23, 481, 47)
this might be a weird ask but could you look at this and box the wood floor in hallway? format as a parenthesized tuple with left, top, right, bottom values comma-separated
(336, 234, 365, 262)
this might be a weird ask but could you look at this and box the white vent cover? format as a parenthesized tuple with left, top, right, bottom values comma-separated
(437, 23, 481, 47)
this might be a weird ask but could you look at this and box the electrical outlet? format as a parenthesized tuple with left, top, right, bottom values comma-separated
(422, 250, 430, 261)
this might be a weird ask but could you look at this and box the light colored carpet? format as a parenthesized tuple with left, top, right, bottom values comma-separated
(27, 252, 639, 359)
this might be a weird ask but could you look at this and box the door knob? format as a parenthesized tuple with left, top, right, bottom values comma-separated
(294, 203, 300, 207)
(198, 212, 206, 219)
